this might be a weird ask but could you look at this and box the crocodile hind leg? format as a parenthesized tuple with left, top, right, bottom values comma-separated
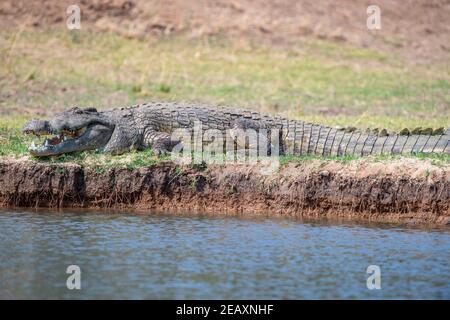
(144, 129, 181, 156)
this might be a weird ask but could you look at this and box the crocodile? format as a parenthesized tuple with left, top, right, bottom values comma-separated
(22, 102, 450, 157)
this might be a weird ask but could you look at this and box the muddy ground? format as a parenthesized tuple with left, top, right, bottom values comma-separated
(1, 0, 449, 63)
(1, 158, 449, 225)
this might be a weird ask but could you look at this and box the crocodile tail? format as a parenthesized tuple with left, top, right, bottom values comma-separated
(287, 122, 450, 156)
(355, 130, 450, 155)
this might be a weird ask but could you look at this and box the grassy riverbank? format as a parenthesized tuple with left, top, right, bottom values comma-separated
(0, 29, 449, 166)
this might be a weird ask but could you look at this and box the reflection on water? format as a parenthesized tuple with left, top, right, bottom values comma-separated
(0, 209, 449, 299)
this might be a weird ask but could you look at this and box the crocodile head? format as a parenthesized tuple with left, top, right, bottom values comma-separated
(22, 107, 114, 157)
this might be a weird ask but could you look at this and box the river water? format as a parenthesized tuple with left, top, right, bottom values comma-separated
(0, 209, 448, 299)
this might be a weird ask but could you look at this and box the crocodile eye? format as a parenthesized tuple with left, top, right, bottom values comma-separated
(70, 107, 83, 114)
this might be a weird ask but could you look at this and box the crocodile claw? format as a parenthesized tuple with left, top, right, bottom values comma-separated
(152, 147, 170, 157)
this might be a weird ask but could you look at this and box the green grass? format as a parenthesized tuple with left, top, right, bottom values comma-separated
(279, 153, 450, 167)
(1, 29, 449, 124)
(1, 121, 449, 168)
(0, 29, 449, 166)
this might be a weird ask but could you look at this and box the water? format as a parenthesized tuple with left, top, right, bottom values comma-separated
(0, 209, 449, 299)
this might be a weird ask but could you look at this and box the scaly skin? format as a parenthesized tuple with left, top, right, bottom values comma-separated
(22, 102, 450, 157)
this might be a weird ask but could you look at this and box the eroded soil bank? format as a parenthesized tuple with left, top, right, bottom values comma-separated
(0, 158, 449, 225)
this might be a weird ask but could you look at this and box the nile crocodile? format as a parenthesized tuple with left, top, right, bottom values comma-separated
(22, 102, 450, 157)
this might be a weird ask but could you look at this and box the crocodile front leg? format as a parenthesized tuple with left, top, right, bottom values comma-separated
(144, 129, 181, 156)
(101, 124, 144, 155)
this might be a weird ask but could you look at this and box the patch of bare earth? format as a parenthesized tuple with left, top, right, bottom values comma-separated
(0, 158, 449, 225)
(0, 0, 449, 63)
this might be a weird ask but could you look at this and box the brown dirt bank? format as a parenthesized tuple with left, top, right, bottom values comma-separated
(0, 158, 449, 225)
